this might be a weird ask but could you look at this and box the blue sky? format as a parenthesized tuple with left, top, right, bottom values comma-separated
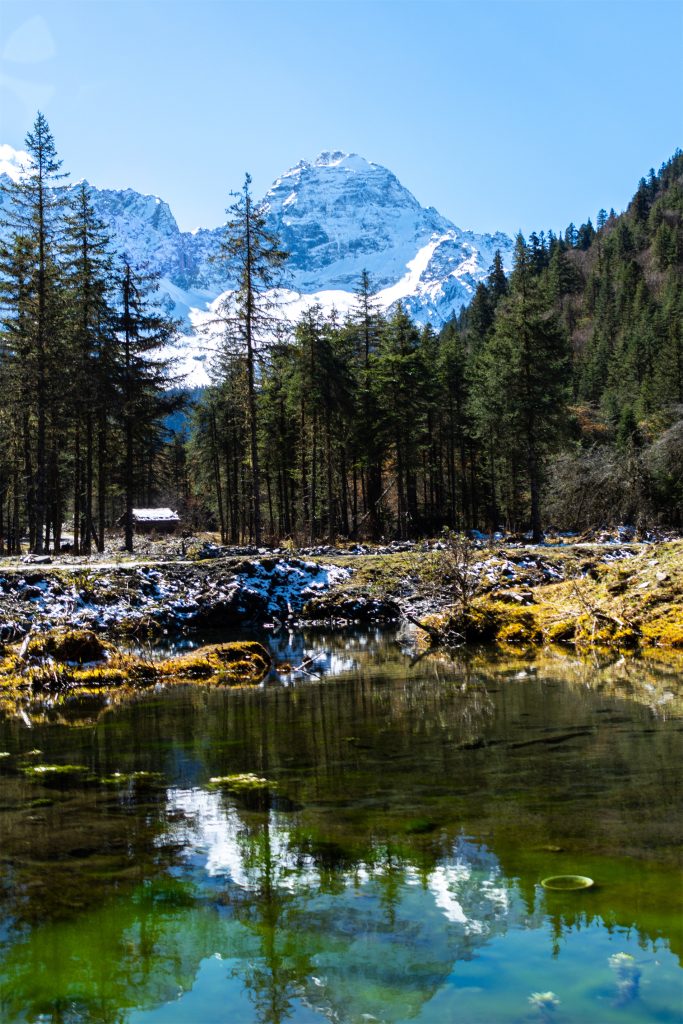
(1, 1, 681, 236)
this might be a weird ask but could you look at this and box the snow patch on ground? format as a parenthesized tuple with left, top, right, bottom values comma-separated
(0, 558, 353, 639)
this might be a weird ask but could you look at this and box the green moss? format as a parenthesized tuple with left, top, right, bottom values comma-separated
(544, 618, 577, 643)
(99, 771, 165, 787)
(404, 817, 439, 835)
(497, 620, 538, 644)
(21, 629, 113, 665)
(208, 772, 275, 791)
(641, 612, 683, 648)
(0, 634, 271, 722)
(21, 763, 90, 778)
(156, 641, 271, 685)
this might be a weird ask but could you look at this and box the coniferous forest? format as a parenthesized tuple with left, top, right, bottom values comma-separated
(1, 113, 682, 553)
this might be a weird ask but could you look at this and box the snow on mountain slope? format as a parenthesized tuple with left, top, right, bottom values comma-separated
(0, 144, 30, 182)
(261, 151, 513, 315)
(0, 145, 514, 385)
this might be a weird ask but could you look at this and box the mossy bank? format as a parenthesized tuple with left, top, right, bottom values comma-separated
(408, 540, 683, 652)
(0, 628, 271, 720)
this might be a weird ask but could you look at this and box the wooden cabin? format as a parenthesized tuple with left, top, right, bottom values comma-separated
(118, 508, 180, 535)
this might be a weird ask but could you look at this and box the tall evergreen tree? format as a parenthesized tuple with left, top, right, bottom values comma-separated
(348, 271, 384, 537)
(210, 174, 288, 544)
(62, 183, 116, 552)
(373, 304, 427, 537)
(115, 259, 180, 551)
(0, 112, 68, 551)
(472, 236, 570, 539)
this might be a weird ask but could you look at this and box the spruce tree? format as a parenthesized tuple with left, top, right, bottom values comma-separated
(0, 112, 68, 551)
(348, 271, 384, 537)
(373, 304, 426, 537)
(115, 259, 179, 552)
(472, 236, 570, 540)
(62, 183, 116, 552)
(210, 174, 288, 545)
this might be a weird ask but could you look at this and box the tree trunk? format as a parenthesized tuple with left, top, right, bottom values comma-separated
(97, 411, 107, 552)
(528, 443, 542, 542)
(73, 421, 81, 554)
(210, 410, 226, 543)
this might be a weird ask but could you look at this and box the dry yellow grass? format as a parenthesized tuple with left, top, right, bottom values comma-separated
(419, 541, 683, 651)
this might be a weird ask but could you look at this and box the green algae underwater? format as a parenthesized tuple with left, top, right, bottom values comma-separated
(0, 630, 681, 1024)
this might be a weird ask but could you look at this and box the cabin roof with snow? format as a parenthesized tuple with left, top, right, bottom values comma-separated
(130, 508, 180, 522)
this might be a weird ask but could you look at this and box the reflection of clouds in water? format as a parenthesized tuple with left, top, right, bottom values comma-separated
(165, 786, 316, 891)
(608, 952, 641, 1006)
(163, 786, 518, 938)
(528, 991, 560, 1019)
(428, 852, 511, 936)
(285, 648, 356, 680)
(268, 632, 359, 683)
(1, 16, 56, 115)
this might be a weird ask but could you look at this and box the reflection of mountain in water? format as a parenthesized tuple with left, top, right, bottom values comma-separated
(164, 788, 535, 1022)
(0, 635, 681, 1023)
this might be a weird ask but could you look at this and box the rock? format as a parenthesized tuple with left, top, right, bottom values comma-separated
(303, 591, 400, 622)
(496, 590, 534, 605)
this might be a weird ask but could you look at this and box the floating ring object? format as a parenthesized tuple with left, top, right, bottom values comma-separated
(541, 875, 594, 890)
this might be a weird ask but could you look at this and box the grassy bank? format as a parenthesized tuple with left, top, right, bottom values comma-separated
(386, 541, 683, 651)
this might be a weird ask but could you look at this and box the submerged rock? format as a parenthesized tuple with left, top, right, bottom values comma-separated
(155, 641, 271, 685)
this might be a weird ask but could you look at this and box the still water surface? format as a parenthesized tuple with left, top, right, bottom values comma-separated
(0, 629, 681, 1024)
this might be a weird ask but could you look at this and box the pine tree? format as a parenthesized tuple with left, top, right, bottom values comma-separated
(487, 249, 508, 302)
(0, 112, 68, 551)
(438, 322, 472, 527)
(62, 183, 116, 552)
(289, 306, 354, 541)
(348, 271, 384, 537)
(373, 304, 427, 537)
(472, 236, 570, 539)
(0, 235, 36, 552)
(115, 259, 180, 552)
(210, 174, 288, 545)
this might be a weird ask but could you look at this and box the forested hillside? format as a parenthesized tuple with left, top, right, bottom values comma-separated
(192, 151, 683, 542)
(445, 149, 683, 535)
(1, 113, 681, 553)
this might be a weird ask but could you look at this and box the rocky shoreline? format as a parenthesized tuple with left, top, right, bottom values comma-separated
(1, 540, 681, 646)
(0, 539, 680, 722)
(0, 557, 362, 642)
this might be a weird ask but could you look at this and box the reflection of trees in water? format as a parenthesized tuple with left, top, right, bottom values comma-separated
(0, 889, 224, 1024)
(0, 635, 681, 1023)
(177, 790, 526, 1024)
(226, 814, 312, 1024)
(0, 775, 178, 928)
(0, 776, 679, 1024)
(437, 645, 683, 718)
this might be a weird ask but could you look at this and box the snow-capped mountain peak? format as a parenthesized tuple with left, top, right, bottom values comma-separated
(313, 151, 372, 170)
(0, 143, 31, 182)
(0, 145, 514, 384)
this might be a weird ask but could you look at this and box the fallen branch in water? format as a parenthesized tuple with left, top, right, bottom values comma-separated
(293, 651, 326, 675)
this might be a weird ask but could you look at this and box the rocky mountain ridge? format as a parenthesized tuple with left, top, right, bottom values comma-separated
(0, 145, 514, 383)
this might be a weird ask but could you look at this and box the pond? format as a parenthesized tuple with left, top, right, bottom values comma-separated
(0, 629, 681, 1023)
